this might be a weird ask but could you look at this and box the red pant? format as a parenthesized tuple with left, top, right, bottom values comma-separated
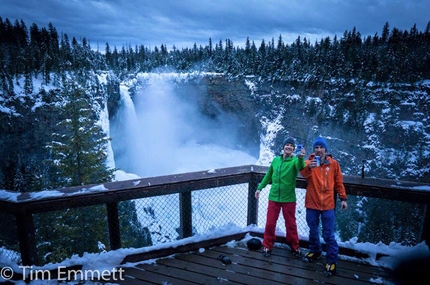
(263, 200, 299, 250)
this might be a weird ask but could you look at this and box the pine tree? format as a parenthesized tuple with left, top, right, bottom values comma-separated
(47, 81, 113, 186)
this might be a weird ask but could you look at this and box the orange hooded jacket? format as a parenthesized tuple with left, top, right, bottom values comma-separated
(299, 153, 347, 211)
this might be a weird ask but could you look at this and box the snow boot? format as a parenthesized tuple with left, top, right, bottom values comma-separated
(324, 263, 336, 276)
(302, 251, 321, 262)
(291, 248, 302, 258)
(262, 246, 271, 257)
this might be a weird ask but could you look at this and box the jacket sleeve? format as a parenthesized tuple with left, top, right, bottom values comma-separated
(257, 163, 273, 190)
(296, 156, 306, 171)
(334, 160, 347, 201)
(300, 160, 312, 178)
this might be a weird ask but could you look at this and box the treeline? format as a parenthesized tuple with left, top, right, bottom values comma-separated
(1, 17, 430, 94)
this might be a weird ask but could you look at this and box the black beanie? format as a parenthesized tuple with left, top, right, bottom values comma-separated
(283, 137, 295, 148)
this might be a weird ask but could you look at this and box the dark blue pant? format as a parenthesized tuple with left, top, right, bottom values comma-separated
(306, 208, 339, 264)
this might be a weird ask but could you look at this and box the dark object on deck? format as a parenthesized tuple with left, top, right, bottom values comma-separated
(247, 237, 262, 250)
(217, 254, 232, 265)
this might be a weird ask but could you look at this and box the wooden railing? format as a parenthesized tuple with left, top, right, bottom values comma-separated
(1, 164, 429, 266)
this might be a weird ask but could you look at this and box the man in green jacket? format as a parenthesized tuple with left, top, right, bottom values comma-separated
(255, 137, 306, 257)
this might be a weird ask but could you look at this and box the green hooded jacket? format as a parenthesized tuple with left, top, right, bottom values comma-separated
(257, 155, 306, 202)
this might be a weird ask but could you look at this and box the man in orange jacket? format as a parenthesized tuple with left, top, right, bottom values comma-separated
(299, 137, 348, 276)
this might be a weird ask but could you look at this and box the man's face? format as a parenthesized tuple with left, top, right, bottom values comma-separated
(284, 143, 295, 155)
(314, 145, 326, 156)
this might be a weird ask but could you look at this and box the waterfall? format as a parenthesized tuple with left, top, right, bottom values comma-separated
(99, 97, 116, 170)
(110, 73, 258, 178)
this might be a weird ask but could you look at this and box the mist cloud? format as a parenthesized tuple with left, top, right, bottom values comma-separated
(111, 76, 257, 177)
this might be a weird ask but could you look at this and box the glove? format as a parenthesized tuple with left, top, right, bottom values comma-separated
(218, 255, 232, 265)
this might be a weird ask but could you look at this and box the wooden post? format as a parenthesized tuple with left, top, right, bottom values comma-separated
(16, 212, 38, 266)
(179, 192, 192, 238)
(247, 173, 259, 226)
(106, 202, 121, 250)
(422, 204, 430, 247)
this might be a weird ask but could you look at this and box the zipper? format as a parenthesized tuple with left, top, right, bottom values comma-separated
(277, 158, 283, 201)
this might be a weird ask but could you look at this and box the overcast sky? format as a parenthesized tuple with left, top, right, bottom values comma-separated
(1, 0, 429, 51)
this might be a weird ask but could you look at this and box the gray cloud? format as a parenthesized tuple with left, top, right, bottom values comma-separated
(1, 0, 429, 50)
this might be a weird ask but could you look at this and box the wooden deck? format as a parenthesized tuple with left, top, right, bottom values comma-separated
(99, 234, 395, 285)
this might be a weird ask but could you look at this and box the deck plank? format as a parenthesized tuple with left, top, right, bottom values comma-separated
(99, 239, 395, 285)
(120, 265, 200, 285)
(213, 245, 394, 284)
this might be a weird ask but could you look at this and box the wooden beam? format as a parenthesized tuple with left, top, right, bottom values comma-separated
(106, 202, 121, 250)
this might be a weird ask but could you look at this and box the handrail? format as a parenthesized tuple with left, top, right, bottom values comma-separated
(0, 165, 260, 214)
(1, 164, 429, 266)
